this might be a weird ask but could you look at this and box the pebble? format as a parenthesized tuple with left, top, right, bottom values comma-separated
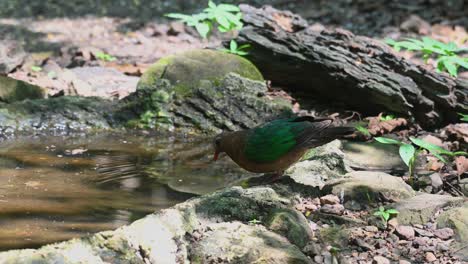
(320, 204, 345, 215)
(365, 226, 379, 232)
(399, 260, 411, 264)
(413, 227, 434, 237)
(373, 255, 390, 264)
(320, 194, 340, 205)
(413, 236, 429, 246)
(387, 218, 398, 229)
(433, 228, 454, 240)
(396, 225, 415, 240)
(429, 173, 443, 188)
(425, 252, 437, 262)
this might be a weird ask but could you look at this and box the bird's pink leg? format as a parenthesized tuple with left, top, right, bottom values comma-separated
(269, 171, 284, 183)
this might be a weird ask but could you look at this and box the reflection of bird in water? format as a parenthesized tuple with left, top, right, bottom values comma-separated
(213, 116, 355, 180)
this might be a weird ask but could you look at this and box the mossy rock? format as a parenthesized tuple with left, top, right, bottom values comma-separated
(0, 76, 44, 103)
(137, 49, 263, 96)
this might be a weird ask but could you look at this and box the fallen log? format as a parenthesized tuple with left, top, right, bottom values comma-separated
(236, 5, 467, 129)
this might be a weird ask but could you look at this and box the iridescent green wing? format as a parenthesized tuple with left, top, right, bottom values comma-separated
(244, 117, 330, 163)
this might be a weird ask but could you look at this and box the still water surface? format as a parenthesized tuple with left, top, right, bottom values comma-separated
(0, 133, 248, 250)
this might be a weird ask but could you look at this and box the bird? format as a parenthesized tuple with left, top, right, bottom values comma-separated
(213, 116, 355, 180)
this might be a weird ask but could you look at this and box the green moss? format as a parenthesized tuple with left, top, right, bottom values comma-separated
(137, 49, 264, 98)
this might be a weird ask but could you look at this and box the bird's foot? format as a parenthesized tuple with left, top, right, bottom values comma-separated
(267, 171, 284, 183)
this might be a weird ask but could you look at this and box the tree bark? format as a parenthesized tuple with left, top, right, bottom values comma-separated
(236, 5, 467, 128)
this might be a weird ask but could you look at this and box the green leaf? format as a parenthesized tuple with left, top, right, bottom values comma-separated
(208, 0, 216, 8)
(375, 137, 401, 145)
(235, 50, 248, 56)
(355, 125, 370, 136)
(195, 22, 210, 38)
(230, 39, 237, 51)
(399, 143, 416, 167)
(386, 209, 399, 214)
(380, 114, 395, 121)
(31, 66, 42, 72)
(382, 212, 390, 221)
(442, 59, 458, 77)
(165, 13, 191, 20)
(218, 3, 240, 12)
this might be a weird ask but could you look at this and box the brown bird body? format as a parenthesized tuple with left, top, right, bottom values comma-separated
(213, 116, 354, 175)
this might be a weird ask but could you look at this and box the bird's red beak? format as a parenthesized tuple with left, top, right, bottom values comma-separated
(213, 150, 219, 161)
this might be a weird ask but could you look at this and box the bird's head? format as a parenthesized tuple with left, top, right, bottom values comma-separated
(213, 133, 224, 161)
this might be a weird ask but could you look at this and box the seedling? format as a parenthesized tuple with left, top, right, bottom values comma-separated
(380, 114, 395, 121)
(459, 113, 468, 122)
(355, 124, 371, 137)
(373, 206, 398, 223)
(95, 51, 116, 62)
(31, 66, 42, 72)
(166, 1, 242, 39)
(375, 136, 467, 177)
(220, 40, 250, 56)
(248, 218, 262, 225)
(386, 37, 468, 77)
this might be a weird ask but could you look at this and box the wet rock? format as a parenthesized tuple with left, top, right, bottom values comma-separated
(286, 140, 348, 188)
(0, 75, 44, 103)
(432, 228, 454, 240)
(320, 204, 345, 215)
(320, 194, 340, 205)
(0, 40, 27, 74)
(61, 67, 139, 99)
(326, 171, 415, 205)
(265, 208, 314, 248)
(190, 222, 311, 263)
(394, 194, 464, 225)
(137, 49, 263, 92)
(395, 225, 415, 240)
(342, 141, 406, 173)
(116, 73, 292, 134)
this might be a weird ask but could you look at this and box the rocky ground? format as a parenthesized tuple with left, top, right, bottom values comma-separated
(0, 1, 467, 263)
(0, 141, 466, 263)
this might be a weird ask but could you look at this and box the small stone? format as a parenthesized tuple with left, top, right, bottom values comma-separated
(387, 218, 398, 229)
(344, 200, 363, 211)
(413, 236, 429, 246)
(396, 225, 415, 240)
(436, 242, 449, 252)
(373, 255, 390, 264)
(432, 228, 453, 240)
(365, 226, 379, 232)
(429, 173, 443, 189)
(413, 227, 434, 237)
(320, 204, 345, 215)
(355, 238, 373, 250)
(425, 252, 437, 262)
(320, 194, 340, 205)
(399, 260, 411, 264)
(314, 255, 324, 263)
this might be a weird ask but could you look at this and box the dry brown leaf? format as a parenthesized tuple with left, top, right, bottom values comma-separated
(366, 114, 408, 136)
(455, 156, 468, 176)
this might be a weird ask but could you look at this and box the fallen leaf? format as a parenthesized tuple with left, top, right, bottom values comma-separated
(455, 156, 468, 175)
(366, 114, 408, 136)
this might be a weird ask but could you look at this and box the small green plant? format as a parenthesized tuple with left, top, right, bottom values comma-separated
(166, 1, 242, 39)
(380, 114, 395, 121)
(220, 40, 250, 56)
(248, 218, 262, 225)
(459, 113, 468, 122)
(386, 37, 468, 77)
(355, 124, 371, 137)
(95, 51, 116, 62)
(373, 206, 399, 223)
(375, 136, 467, 176)
(31, 66, 42, 72)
